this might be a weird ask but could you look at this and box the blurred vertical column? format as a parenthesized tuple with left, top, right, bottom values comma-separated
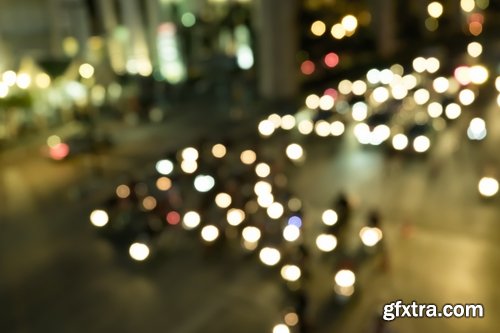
(254, 0, 299, 101)
(120, 0, 152, 76)
(96, 0, 127, 74)
(48, 0, 91, 58)
(144, 0, 161, 72)
(368, 0, 397, 58)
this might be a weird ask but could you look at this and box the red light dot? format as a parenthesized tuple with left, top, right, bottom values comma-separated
(50, 143, 70, 160)
(166, 211, 181, 225)
(324, 52, 339, 68)
(324, 88, 338, 99)
(469, 13, 484, 24)
(301, 60, 315, 75)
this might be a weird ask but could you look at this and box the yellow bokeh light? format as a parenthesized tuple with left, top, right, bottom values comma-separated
(240, 149, 257, 165)
(35, 73, 51, 89)
(469, 65, 489, 84)
(211, 143, 227, 158)
(461, 0, 475, 12)
(331, 24, 346, 39)
(311, 20, 326, 36)
(425, 17, 439, 31)
(427, 2, 444, 18)
(63, 36, 79, 57)
(79, 63, 95, 79)
(341, 15, 358, 32)
(156, 177, 172, 191)
(467, 42, 483, 58)
(116, 184, 131, 198)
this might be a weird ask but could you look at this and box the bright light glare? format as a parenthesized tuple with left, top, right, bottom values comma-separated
(311, 20, 326, 36)
(319, 95, 334, 110)
(268, 114, 282, 128)
(461, 0, 475, 12)
(316, 234, 337, 252)
(201, 225, 219, 242)
(298, 120, 314, 135)
(433, 77, 449, 93)
(258, 120, 275, 136)
(281, 265, 301, 282)
(371, 124, 391, 145)
(334, 269, 356, 287)
(267, 202, 284, 219)
(181, 160, 198, 173)
(367, 69, 381, 84)
(305, 94, 320, 109)
(372, 87, 389, 104)
(129, 242, 150, 261)
(236, 45, 254, 70)
(79, 63, 95, 79)
(352, 102, 368, 121)
(322, 209, 338, 226)
(257, 193, 274, 208)
(281, 115, 296, 130)
(242, 226, 261, 243)
(354, 123, 371, 144)
(331, 23, 346, 39)
(254, 181, 272, 196)
(414, 89, 430, 105)
(426, 57, 440, 73)
(0, 82, 8, 98)
(255, 163, 271, 177)
(338, 80, 352, 95)
(315, 120, 331, 137)
(413, 57, 427, 73)
(467, 117, 487, 140)
(156, 159, 174, 175)
(259, 247, 281, 266)
(286, 143, 304, 160)
(183, 211, 201, 229)
(392, 133, 409, 150)
(459, 89, 475, 106)
(445, 103, 462, 120)
(215, 192, 232, 208)
(330, 121, 345, 136)
(352, 80, 367, 96)
(469, 65, 488, 84)
(2, 71, 16, 86)
(413, 135, 431, 153)
(273, 324, 290, 333)
(16, 73, 31, 89)
(283, 225, 301, 242)
(467, 42, 483, 58)
(194, 175, 215, 192)
(428, 2, 444, 18)
(341, 15, 358, 32)
(227, 208, 245, 226)
(182, 147, 199, 161)
(359, 227, 383, 246)
(478, 177, 499, 197)
(90, 209, 109, 227)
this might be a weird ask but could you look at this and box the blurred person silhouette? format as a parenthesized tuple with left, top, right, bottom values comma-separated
(331, 192, 352, 231)
(294, 286, 310, 333)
